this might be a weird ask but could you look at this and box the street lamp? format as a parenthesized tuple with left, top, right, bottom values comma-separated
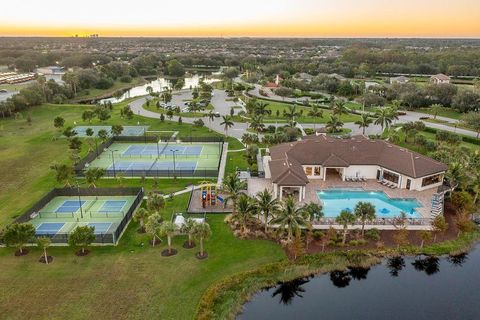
(170, 148, 180, 176)
(106, 149, 118, 178)
(76, 181, 84, 219)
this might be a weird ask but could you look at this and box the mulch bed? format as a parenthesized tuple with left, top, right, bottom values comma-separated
(149, 239, 162, 246)
(301, 204, 461, 256)
(196, 252, 209, 260)
(14, 249, 29, 257)
(161, 249, 178, 257)
(183, 241, 196, 249)
(38, 256, 54, 264)
(75, 250, 90, 256)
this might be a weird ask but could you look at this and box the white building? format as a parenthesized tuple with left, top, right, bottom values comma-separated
(430, 73, 451, 84)
(263, 135, 448, 202)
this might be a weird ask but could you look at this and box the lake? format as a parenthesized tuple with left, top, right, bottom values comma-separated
(101, 74, 219, 104)
(239, 246, 480, 320)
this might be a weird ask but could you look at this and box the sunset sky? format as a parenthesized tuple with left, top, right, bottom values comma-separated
(1, 0, 479, 37)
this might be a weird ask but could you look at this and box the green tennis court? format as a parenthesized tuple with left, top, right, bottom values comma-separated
(30, 195, 137, 239)
(87, 142, 222, 178)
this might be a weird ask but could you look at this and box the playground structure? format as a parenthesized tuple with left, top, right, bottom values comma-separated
(200, 182, 224, 209)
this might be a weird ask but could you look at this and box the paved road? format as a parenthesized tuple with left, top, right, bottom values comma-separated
(246, 84, 479, 138)
(129, 92, 249, 139)
(130, 88, 479, 140)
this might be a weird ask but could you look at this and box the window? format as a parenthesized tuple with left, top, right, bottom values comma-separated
(304, 167, 313, 176)
(383, 170, 399, 184)
(422, 174, 442, 187)
(314, 167, 321, 176)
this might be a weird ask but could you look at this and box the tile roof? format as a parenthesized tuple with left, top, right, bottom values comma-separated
(268, 135, 448, 183)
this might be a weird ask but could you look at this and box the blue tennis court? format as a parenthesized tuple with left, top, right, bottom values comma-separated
(99, 200, 127, 212)
(36, 222, 65, 235)
(55, 200, 86, 213)
(109, 161, 196, 172)
(88, 222, 112, 234)
(122, 144, 203, 156)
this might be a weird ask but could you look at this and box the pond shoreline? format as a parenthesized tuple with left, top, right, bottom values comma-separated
(195, 231, 480, 320)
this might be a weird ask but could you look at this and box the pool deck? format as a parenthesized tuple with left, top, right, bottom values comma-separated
(248, 177, 437, 230)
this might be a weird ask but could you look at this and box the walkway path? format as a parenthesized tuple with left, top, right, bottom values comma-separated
(130, 87, 479, 139)
(245, 84, 478, 138)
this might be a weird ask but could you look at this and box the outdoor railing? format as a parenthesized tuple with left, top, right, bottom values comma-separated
(312, 217, 432, 226)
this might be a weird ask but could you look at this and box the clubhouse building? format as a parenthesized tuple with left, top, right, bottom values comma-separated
(262, 135, 448, 202)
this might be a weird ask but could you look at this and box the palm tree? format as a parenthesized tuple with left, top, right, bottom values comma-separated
(271, 197, 309, 243)
(221, 172, 247, 215)
(207, 111, 216, 127)
(430, 104, 443, 120)
(470, 170, 480, 205)
(301, 202, 323, 222)
(193, 222, 212, 258)
(326, 115, 344, 133)
(255, 189, 280, 233)
(220, 115, 234, 136)
(374, 107, 397, 132)
(146, 86, 154, 96)
(284, 105, 299, 122)
(233, 194, 254, 234)
(332, 100, 348, 116)
(37, 237, 52, 264)
(145, 213, 163, 246)
(181, 218, 197, 248)
(133, 208, 150, 233)
(355, 114, 373, 135)
(249, 115, 265, 137)
(160, 221, 177, 255)
(418, 230, 432, 248)
(255, 100, 270, 116)
(308, 105, 323, 130)
(354, 201, 376, 236)
(335, 210, 356, 244)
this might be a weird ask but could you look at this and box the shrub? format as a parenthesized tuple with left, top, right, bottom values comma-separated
(365, 228, 381, 241)
(193, 119, 205, 127)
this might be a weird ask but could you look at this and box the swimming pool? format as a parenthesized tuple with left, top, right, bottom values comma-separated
(317, 188, 421, 218)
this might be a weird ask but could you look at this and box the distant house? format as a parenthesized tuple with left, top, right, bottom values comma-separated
(328, 73, 347, 81)
(264, 82, 280, 89)
(390, 76, 409, 84)
(430, 74, 451, 84)
(296, 72, 314, 82)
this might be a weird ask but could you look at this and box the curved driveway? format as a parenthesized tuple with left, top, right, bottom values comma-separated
(130, 87, 479, 139)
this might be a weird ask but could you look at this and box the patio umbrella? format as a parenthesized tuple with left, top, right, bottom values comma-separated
(380, 208, 390, 214)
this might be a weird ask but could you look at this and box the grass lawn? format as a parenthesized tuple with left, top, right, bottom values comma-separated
(243, 99, 361, 124)
(0, 81, 34, 91)
(225, 137, 250, 175)
(391, 129, 479, 154)
(0, 102, 222, 226)
(0, 193, 285, 319)
(417, 107, 463, 120)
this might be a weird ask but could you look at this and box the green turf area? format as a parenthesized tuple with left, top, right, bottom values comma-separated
(0, 102, 223, 225)
(31, 195, 137, 240)
(0, 194, 285, 319)
(238, 98, 361, 124)
(417, 107, 463, 120)
(88, 142, 221, 178)
(391, 129, 479, 153)
(225, 138, 249, 175)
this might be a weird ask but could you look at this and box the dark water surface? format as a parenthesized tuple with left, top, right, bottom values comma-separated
(239, 246, 480, 320)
